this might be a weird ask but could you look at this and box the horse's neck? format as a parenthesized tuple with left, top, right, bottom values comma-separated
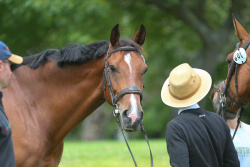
(11, 57, 106, 144)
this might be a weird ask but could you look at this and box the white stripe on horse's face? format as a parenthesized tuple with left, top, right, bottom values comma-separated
(124, 53, 138, 124)
(124, 53, 132, 74)
(141, 55, 145, 63)
(128, 94, 138, 124)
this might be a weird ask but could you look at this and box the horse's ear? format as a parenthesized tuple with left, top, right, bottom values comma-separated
(110, 24, 120, 46)
(133, 24, 146, 46)
(233, 15, 248, 41)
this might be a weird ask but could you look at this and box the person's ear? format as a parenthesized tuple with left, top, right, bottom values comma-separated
(0, 61, 4, 71)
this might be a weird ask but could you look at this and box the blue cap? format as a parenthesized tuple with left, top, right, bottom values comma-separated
(0, 41, 23, 64)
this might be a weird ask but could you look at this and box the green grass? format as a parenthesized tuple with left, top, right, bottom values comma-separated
(59, 139, 170, 167)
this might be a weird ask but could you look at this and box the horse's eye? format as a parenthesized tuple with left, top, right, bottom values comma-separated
(109, 65, 117, 73)
(143, 68, 148, 75)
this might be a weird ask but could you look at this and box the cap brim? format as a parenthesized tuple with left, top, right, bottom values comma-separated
(8, 54, 23, 64)
(161, 68, 212, 108)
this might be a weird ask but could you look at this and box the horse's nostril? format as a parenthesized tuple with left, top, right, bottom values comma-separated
(122, 109, 144, 125)
(122, 109, 131, 123)
(122, 109, 128, 117)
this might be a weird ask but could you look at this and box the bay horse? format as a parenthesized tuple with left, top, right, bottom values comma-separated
(3, 24, 148, 167)
(211, 16, 250, 134)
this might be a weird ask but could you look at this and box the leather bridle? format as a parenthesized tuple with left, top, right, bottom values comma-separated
(218, 39, 250, 139)
(103, 46, 143, 106)
(103, 46, 153, 167)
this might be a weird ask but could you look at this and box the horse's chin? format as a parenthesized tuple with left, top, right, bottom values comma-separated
(212, 99, 237, 120)
(123, 124, 140, 132)
(124, 128, 136, 132)
(223, 109, 237, 120)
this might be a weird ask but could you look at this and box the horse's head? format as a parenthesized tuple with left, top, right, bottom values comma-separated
(104, 24, 147, 132)
(212, 16, 250, 117)
(211, 82, 238, 120)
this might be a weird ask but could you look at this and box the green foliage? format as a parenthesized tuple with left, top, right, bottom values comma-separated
(0, 0, 124, 54)
(1, 0, 250, 140)
(205, 0, 231, 30)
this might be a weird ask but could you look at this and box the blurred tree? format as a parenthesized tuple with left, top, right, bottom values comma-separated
(81, 105, 113, 140)
(112, 0, 250, 137)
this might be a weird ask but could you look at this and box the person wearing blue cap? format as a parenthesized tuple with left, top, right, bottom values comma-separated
(0, 41, 23, 167)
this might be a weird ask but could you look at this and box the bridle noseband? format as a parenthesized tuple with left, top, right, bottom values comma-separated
(218, 39, 250, 139)
(103, 46, 153, 167)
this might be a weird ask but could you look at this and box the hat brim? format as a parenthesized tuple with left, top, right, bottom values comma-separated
(8, 54, 23, 64)
(161, 68, 212, 108)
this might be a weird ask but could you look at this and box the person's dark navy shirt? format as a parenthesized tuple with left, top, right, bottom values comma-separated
(0, 92, 15, 167)
(166, 108, 240, 167)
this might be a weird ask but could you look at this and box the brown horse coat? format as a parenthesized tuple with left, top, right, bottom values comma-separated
(3, 25, 147, 167)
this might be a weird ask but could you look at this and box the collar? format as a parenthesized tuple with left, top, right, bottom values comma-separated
(178, 103, 200, 115)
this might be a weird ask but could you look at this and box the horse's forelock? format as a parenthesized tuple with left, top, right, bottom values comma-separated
(117, 38, 142, 50)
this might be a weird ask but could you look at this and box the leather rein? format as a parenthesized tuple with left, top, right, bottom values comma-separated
(103, 46, 153, 167)
(218, 39, 250, 139)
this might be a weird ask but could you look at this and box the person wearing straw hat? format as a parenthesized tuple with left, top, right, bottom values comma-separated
(161, 63, 239, 167)
(0, 41, 23, 167)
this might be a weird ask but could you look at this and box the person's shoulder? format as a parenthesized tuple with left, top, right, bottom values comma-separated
(166, 118, 185, 135)
(167, 117, 179, 126)
(167, 112, 192, 129)
(167, 117, 183, 129)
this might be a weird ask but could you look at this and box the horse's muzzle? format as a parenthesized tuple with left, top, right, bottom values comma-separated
(122, 109, 144, 132)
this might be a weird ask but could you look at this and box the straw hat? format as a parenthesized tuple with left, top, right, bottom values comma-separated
(161, 63, 212, 108)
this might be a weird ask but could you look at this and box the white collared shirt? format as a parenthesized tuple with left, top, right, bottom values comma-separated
(178, 103, 200, 115)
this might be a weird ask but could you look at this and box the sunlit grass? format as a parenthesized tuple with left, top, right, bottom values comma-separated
(59, 139, 170, 167)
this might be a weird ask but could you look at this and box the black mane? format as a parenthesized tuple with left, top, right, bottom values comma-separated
(11, 38, 142, 70)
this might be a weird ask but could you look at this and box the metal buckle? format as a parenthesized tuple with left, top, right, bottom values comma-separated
(113, 104, 119, 116)
(220, 93, 226, 107)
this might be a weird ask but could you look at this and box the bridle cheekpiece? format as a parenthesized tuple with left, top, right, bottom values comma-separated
(103, 46, 143, 107)
(102, 46, 153, 167)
